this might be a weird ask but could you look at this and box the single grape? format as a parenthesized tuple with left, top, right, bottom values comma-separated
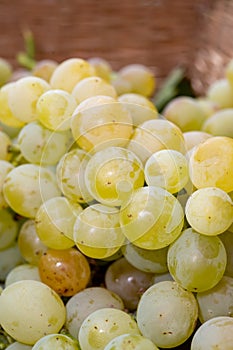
(6, 342, 32, 350)
(5, 264, 41, 287)
(202, 108, 233, 137)
(0, 130, 12, 161)
(88, 57, 112, 82)
(104, 333, 159, 350)
(31, 333, 80, 350)
(0, 160, 14, 209)
(196, 97, 220, 119)
(183, 130, 212, 151)
(0, 57, 12, 86)
(32, 59, 58, 82)
(0, 83, 25, 127)
(207, 78, 233, 108)
(0, 243, 24, 281)
(0, 208, 19, 250)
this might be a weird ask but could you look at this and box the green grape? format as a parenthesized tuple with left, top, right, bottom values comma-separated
(202, 108, 233, 137)
(71, 96, 133, 152)
(196, 97, 220, 119)
(183, 130, 212, 151)
(7, 342, 33, 350)
(84, 146, 144, 207)
(207, 78, 233, 108)
(78, 308, 140, 350)
(3, 164, 61, 218)
(0, 243, 24, 281)
(0, 209, 19, 250)
(56, 148, 93, 204)
(17, 219, 47, 265)
(5, 264, 41, 287)
(31, 333, 80, 350)
(72, 76, 117, 104)
(118, 93, 158, 126)
(120, 186, 184, 250)
(145, 149, 189, 194)
(0, 57, 12, 86)
(66, 287, 124, 338)
(136, 281, 198, 348)
(36, 89, 77, 131)
(0, 160, 14, 209)
(0, 83, 25, 127)
(163, 96, 207, 132)
(196, 276, 233, 323)
(50, 58, 96, 93)
(17, 121, 72, 165)
(0, 280, 66, 345)
(0, 130, 12, 161)
(32, 59, 58, 82)
(191, 316, 233, 350)
(127, 119, 185, 164)
(73, 204, 125, 259)
(88, 57, 112, 82)
(121, 241, 168, 273)
(104, 333, 159, 350)
(185, 187, 233, 236)
(35, 196, 82, 249)
(167, 228, 227, 292)
(219, 230, 233, 277)
(8, 76, 50, 123)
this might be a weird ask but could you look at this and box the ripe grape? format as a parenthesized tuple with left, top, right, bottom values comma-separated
(202, 108, 233, 137)
(104, 333, 159, 350)
(32, 59, 58, 82)
(0, 243, 24, 281)
(0, 208, 19, 250)
(31, 333, 79, 349)
(88, 57, 112, 82)
(207, 79, 233, 108)
(183, 130, 212, 151)
(5, 264, 41, 287)
(0, 83, 25, 127)
(0, 57, 12, 86)
(0, 160, 14, 209)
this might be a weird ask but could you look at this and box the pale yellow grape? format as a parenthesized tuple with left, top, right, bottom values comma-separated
(185, 187, 233, 236)
(0, 160, 14, 209)
(73, 204, 125, 259)
(167, 228, 227, 292)
(120, 186, 184, 250)
(136, 281, 198, 348)
(163, 96, 207, 132)
(5, 264, 41, 287)
(189, 136, 233, 193)
(118, 93, 158, 126)
(88, 57, 112, 82)
(0, 243, 24, 281)
(207, 78, 233, 108)
(145, 149, 189, 194)
(111, 74, 132, 96)
(32, 59, 58, 82)
(219, 230, 233, 277)
(78, 308, 140, 350)
(3, 164, 61, 218)
(104, 334, 159, 350)
(0, 57, 12, 86)
(6, 342, 32, 350)
(36, 89, 77, 131)
(66, 287, 124, 338)
(0, 83, 25, 127)
(85, 146, 144, 207)
(196, 97, 220, 119)
(50, 58, 96, 93)
(0, 208, 19, 250)
(72, 76, 117, 104)
(0, 280, 66, 345)
(31, 334, 79, 349)
(191, 316, 233, 350)
(0, 122, 21, 139)
(127, 119, 185, 164)
(183, 131, 212, 151)
(8, 76, 50, 123)
(0, 130, 12, 161)
(35, 196, 82, 249)
(225, 58, 233, 86)
(71, 96, 133, 152)
(202, 108, 233, 137)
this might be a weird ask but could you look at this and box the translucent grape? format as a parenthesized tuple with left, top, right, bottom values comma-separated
(120, 186, 184, 250)
(196, 97, 219, 119)
(7, 342, 32, 350)
(183, 130, 212, 151)
(202, 108, 233, 137)
(191, 316, 233, 350)
(185, 187, 233, 235)
(207, 78, 233, 108)
(0, 208, 19, 250)
(0, 57, 12, 86)
(88, 57, 112, 82)
(78, 308, 140, 350)
(167, 228, 227, 292)
(0, 160, 14, 209)
(31, 333, 79, 350)
(0, 83, 25, 127)
(0, 280, 66, 345)
(32, 59, 58, 82)
(104, 333, 159, 350)
(136, 281, 198, 348)
(0, 130, 12, 161)
(5, 264, 41, 287)
(0, 243, 24, 281)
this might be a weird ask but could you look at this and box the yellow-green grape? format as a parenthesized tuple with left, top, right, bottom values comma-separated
(116, 64, 156, 97)
(56, 148, 93, 204)
(183, 130, 212, 151)
(0, 57, 12, 86)
(0, 280, 66, 345)
(163, 96, 207, 132)
(0, 122, 21, 139)
(202, 108, 233, 137)
(167, 228, 227, 292)
(225, 58, 233, 86)
(0, 83, 25, 127)
(219, 230, 233, 277)
(17, 121, 72, 165)
(145, 150, 189, 194)
(0, 130, 12, 161)
(8, 76, 50, 123)
(127, 119, 185, 164)
(120, 186, 184, 250)
(191, 316, 233, 350)
(121, 241, 168, 273)
(189, 136, 233, 193)
(66, 287, 124, 338)
(85, 146, 144, 207)
(72, 76, 117, 104)
(3, 164, 61, 218)
(71, 96, 133, 152)
(36, 89, 77, 131)
(207, 78, 233, 108)
(50, 58, 96, 93)
(73, 204, 125, 259)
(0, 242, 24, 281)
(185, 187, 233, 236)
(196, 276, 233, 323)
(31, 333, 79, 350)
(5, 264, 41, 287)
(196, 97, 220, 119)
(6, 342, 32, 350)
(111, 74, 133, 96)
(118, 93, 158, 126)
(0, 208, 19, 250)
(0, 160, 14, 209)
(32, 59, 58, 82)
(136, 281, 198, 349)
(18, 219, 47, 265)
(88, 57, 112, 82)
(104, 334, 159, 350)
(35, 196, 82, 249)
(78, 308, 140, 350)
